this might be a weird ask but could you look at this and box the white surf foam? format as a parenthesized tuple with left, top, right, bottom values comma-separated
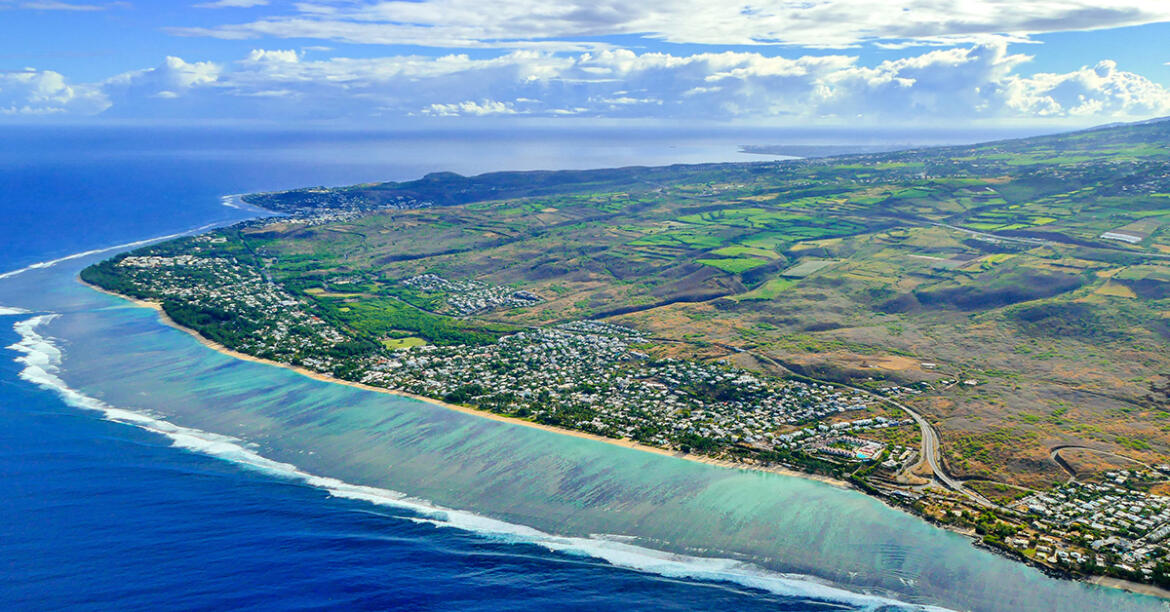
(221, 193, 281, 216)
(0, 193, 279, 283)
(220, 194, 246, 210)
(7, 314, 943, 611)
(0, 225, 221, 281)
(0, 306, 30, 316)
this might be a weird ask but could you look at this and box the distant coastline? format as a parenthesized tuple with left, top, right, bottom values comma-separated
(738, 143, 917, 158)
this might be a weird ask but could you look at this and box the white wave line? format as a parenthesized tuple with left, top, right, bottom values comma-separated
(0, 306, 30, 316)
(221, 193, 281, 216)
(5, 314, 943, 612)
(0, 196, 271, 283)
(0, 223, 221, 281)
(220, 194, 248, 210)
(221, 194, 243, 209)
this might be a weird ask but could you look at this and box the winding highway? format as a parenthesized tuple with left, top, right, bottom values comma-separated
(698, 337, 998, 508)
(1050, 444, 1153, 483)
(847, 384, 995, 508)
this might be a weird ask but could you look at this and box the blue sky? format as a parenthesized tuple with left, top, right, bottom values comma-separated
(2, 1, 1170, 126)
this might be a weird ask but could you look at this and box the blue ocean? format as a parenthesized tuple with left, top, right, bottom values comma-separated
(0, 126, 1162, 612)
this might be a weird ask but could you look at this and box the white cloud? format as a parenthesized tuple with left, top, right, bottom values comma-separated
(0, 69, 109, 115)
(1006, 60, 1170, 117)
(422, 99, 518, 116)
(244, 48, 299, 63)
(100, 56, 222, 109)
(194, 0, 269, 8)
(11, 44, 1170, 123)
(0, 0, 104, 9)
(811, 44, 1033, 117)
(104, 56, 221, 92)
(171, 0, 1170, 49)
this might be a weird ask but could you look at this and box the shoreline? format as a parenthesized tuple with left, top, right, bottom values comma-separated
(82, 280, 850, 490)
(1090, 576, 1170, 600)
(79, 278, 1170, 602)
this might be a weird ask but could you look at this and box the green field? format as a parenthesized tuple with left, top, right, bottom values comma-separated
(781, 259, 836, 277)
(696, 257, 770, 273)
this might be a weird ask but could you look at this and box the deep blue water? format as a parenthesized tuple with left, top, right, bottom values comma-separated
(0, 128, 850, 611)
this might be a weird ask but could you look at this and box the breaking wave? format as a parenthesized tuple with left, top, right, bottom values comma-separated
(6, 314, 944, 611)
(0, 193, 277, 283)
(221, 193, 281, 216)
(0, 225, 221, 281)
(220, 194, 246, 210)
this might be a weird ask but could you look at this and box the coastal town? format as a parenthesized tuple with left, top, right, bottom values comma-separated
(84, 243, 910, 459)
(886, 467, 1170, 589)
(1012, 470, 1170, 578)
(401, 274, 544, 315)
(105, 245, 348, 361)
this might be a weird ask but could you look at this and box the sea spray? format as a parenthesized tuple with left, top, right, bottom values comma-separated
(6, 314, 941, 612)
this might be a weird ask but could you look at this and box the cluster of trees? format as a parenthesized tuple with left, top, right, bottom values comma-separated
(679, 378, 766, 403)
(1012, 301, 1119, 341)
(161, 299, 262, 348)
(317, 298, 510, 347)
(534, 402, 599, 429)
(915, 269, 1086, 310)
(80, 260, 152, 300)
(443, 383, 487, 405)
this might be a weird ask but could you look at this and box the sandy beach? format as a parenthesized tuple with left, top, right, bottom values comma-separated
(84, 280, 850, 490)
(1089, 576, 1170, 600)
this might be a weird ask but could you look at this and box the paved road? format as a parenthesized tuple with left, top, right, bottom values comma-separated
(932, 221, 1170, 260)
(1049, 444, 1153, 483)
(862, 390, 995, 507)
(711, 340, 997, 508)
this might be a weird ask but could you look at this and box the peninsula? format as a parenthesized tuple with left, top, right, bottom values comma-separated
(84, 118, 1170, 592)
